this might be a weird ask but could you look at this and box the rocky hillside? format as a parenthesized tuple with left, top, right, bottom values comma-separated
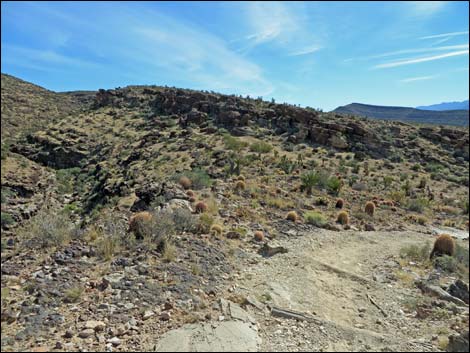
(1, 75, 469, 352)
(333, 103, 469, 127)
(1, 74, 91, 141)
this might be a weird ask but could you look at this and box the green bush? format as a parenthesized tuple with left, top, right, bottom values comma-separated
(175, 169, 212, 190)
(250, 141, 272, 154)
(300, 172, 318, 194)
(304, 211, 328, 227)
(277, 155, 296, 174)
(1, 143, 9, 160)
(407, 197, 429, 213)
(56, 167, 81, 194)
(1, 212, 15, 227)
(327, 176, 342, 195)
(433, 255, 458, 273)
(223, 134, 248, 151)
(400, 242, 431, 262)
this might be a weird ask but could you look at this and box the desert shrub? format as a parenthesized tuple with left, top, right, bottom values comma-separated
(336, 211, 349, 225)
(425, 162, 443, 174)
(172, 208, 197, 232)
(96, 235, 120, 261)
(433, 255, 458, 273)
(179, 176, 192, 189)
(300, 171, 318, 194)
(186, 190, 195, 198)
(195, 201, 208, 213)
(223, 134, 248, 151)
(237, 175, 245, 181)
(210, 224, 223, 235)
(277, 155, 296, 174)
(1, 143, 9, 160)
(175, 169, 212, 190)
(140, 210, 175, 251)
(254, 230, 264, 241)
(389, 190, 406, 204)
(56, 167, 81, 194)
(304, 211, 328, 227)
(235, 180, 246, 191)
(286, 211, 299, 222)
(400, 242, 431, 262)
(327, 176, 342, 195)
(335, 198, 344, 209)
(383, 176, 394, 188)
(23, 209, 75, 248)
(365, 201, 375, 216)
(454, 244, 469, 268)
(64, 286, 84, 303)
(407, 197, 429, 213)
(1, 212, 15, 228)
(415, 215, 428, 225)
(197, 213, 214, 233)
(266, 197, 294, 209)
(250, 141, 272, 154)
(300, 171, 332, 193)
(128, 211, 153, 239)
(162, 241, 177, 263)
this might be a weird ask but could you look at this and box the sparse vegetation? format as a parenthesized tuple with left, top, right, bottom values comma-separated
(407, 197, 429, 213)
(250, 141, 272, 154)
(400, 242, 431, 263)
(304, 211, 328, 228)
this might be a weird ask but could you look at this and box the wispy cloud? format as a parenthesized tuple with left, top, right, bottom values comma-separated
(2, 44, 101, 70)
(346, 44, 468, 62)
(288, 45, 321, 57)
(374, 49, 469, 69)
(236, 1, 323, 59)
(419, 31, 469, 40)
(242, 2, 299, 46)
(399, 75, 437, 83)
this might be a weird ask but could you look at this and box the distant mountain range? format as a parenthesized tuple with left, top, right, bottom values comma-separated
(416, 100, 469, 111)
(333, 103, 469, 127)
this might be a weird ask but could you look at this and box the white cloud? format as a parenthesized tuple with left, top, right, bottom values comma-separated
(243, 2, 299, 45)
(346, 44, 468, 62)
(399, 75, 437, 83)
(3, 44, 101, 69)
(419, 31, 469, 40)
(374, 50, 469, 69)
(288, 45, 321, 57)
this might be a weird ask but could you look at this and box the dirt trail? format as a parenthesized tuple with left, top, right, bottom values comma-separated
(234, 230, 448, 352)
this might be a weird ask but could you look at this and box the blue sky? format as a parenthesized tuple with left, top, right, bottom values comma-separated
(1, 1, 469, 110)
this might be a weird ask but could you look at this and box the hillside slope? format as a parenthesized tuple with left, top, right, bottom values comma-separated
(0, 73, 91, 141)
(1, 75, 469, 352)
(333, 102, 469, 127)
